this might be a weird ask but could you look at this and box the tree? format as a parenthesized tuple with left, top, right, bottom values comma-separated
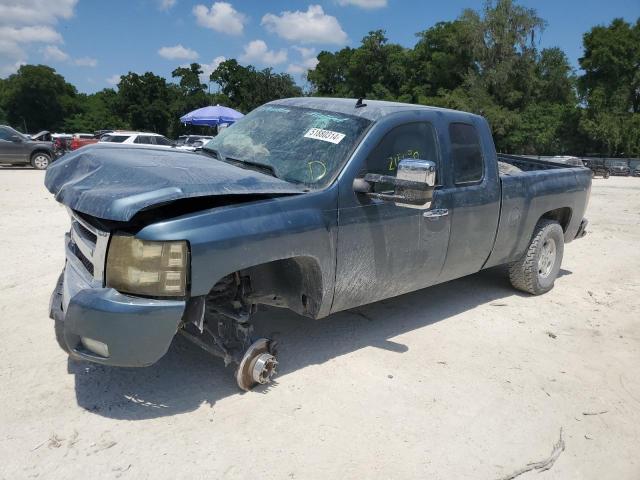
(116, 72, 173, 134)
(210, 59, 302, 112)
(579, 18, 640, 113)
(1, 65, 78, 132)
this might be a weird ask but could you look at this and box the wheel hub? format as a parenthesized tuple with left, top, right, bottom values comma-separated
(235, 338, 278, 391)
(538, 238, 556, 278)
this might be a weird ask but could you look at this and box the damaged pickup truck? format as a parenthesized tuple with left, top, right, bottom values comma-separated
(46, 98, 591, 390)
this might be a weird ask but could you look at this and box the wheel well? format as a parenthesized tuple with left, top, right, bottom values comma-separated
(243, 257, 324, 318)
(207, 257, 324, 319)
(541, 207, 572, 232)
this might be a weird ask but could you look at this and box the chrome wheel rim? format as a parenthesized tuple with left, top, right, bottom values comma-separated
(538, 238, 556, 278)
(34, 155, 49, 169)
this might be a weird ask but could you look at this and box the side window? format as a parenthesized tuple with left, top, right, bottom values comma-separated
(134, 136, 153, 145)
(364, 122, 439, 191)
(0, 128, 11, 141)
(450, 123, 484, 184)
(153, 136, 171, 146)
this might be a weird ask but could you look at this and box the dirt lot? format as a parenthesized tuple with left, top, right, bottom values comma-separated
(0, 169, 638, 480)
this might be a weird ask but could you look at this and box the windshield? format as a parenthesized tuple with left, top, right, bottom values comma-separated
(203, 105, 371, 188)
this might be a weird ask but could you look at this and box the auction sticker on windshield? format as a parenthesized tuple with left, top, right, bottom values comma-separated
(304, 128, 346, 144)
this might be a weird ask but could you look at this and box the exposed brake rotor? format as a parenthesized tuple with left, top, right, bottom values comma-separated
(235, 338, 278, 391)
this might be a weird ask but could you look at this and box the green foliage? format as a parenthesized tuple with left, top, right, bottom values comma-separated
(0, 65, 78, 132)
(210, 59, 302, 112)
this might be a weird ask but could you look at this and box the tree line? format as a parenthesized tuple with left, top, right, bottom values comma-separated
(0, 0, 637, 156)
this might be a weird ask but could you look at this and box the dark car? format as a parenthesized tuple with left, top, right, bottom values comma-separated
(607, 160, 630, 176)
(582, 158, 611, 178)
(0, 125, 55, 169)
(632, 165, 640, 177)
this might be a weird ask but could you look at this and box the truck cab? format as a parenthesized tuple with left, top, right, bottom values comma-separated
(46, 98, 591, 390)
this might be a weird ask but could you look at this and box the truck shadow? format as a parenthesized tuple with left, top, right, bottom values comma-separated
(70, 266, 563, 420)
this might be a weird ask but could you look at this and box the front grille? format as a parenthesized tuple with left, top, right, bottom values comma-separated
(66, 210, 110, 282)
(69, 241, 94, 275)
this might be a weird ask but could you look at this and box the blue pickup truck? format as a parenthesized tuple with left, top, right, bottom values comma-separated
(46, 98, 591, 390)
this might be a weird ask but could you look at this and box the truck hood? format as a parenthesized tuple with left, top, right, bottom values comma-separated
(44, 143, 305, 222)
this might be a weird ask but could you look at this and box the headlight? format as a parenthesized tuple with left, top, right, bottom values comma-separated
(106, 236, 188, 297)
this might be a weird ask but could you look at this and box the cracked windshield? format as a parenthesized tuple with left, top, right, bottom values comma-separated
(204, 105, 371, 188)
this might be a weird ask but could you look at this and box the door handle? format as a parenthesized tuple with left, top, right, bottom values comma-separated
(423, 208, 449, 219)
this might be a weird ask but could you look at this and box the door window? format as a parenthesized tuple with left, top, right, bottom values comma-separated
(153, 136, 171, 146)
(0, 128, 12, 141)
(364, 122, 439, 191)
(134, 136, 154, 144)
(450, 123, 484, 184)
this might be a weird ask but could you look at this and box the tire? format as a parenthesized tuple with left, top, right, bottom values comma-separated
(604, 171, 610, 179)
(54, 319, 70, 354)
(508, 219, 564, 295)
(31, 152, 51, 170)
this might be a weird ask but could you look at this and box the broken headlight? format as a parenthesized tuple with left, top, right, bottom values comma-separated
(106, 236, 188, 297)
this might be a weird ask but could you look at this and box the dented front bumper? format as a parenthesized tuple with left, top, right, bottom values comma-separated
(49, 258, 185, 367)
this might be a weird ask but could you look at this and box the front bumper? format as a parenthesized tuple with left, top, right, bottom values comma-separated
(50, 260, 186, 367)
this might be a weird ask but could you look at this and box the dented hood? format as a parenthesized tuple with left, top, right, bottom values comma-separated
(44, 144, 305, 222)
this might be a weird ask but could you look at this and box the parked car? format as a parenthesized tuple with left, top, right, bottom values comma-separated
(633, 165, 640, 177)
(607, 159, 630, 176)
(70, 133, 100, 151)
(45, 98, 591, 391)
(0, 125, 55, 169)
(582, 158, 611, 178)
(176, 135, 213, 151)
(100, 131, 174, 147)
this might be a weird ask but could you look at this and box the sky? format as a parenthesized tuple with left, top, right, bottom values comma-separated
(0, 0, 638, 93)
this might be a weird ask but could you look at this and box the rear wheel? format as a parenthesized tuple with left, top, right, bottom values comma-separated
(31, 152, 51, 170)
(508, 219, 564, 295)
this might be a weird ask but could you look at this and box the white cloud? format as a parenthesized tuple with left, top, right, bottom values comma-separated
(158, 0, 176, 11)
(0, 0, 78, 77)
(287, 46, 319, 75)
(158, 44, 199, 60)
(240, 40, 287, 66)
(261, 5, 348, 45)
(41, 45, 97, 67)
(200, 55, 226, 83)
(0, 60, 25, 77)
(0, 0, 77, 26)
(42, 45, 69, 62)
(74, 56, 97, 67)
(0, 25, 63, 44)
(193, 2, 246, 35)
(337, 0, 387, 9)
(106, 74, 121, 86)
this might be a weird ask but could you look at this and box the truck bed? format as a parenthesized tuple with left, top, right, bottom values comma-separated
(484, 154, 592, 269)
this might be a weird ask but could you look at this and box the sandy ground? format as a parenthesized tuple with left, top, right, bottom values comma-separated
(0, 169, 638, 480)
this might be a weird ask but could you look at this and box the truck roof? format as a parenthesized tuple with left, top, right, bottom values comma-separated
(271, 97, 482, 122)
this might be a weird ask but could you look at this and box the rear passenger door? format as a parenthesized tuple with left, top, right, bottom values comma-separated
(437, 121, 500, 282)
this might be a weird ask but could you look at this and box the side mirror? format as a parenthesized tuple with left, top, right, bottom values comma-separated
(10, 135, 23, 143)
(354, 158, 437, 208)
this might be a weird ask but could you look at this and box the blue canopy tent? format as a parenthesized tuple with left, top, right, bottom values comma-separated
(180, 105, 244, 126)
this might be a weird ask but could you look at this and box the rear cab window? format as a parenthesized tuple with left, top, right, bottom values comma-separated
(449, 123, 484, 185)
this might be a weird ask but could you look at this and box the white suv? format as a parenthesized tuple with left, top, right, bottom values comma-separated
(100, 132, 174, 148)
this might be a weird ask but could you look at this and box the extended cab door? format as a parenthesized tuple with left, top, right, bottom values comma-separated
(436, 120, 500, 282)
(332, 119, 450, 313)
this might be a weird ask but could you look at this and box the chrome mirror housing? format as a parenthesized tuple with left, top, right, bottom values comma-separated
(396, 159, 436, 186)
